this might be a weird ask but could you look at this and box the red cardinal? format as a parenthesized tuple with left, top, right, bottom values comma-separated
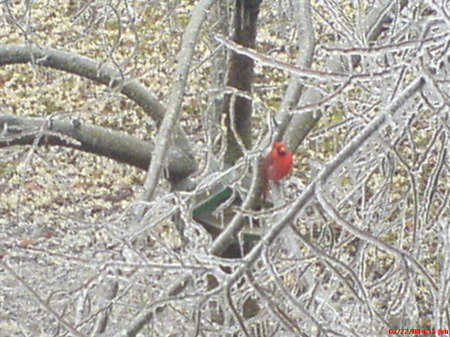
(262, 141, 293, 202)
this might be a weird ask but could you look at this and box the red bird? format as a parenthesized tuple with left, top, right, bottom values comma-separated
(262, 141, 293, 202)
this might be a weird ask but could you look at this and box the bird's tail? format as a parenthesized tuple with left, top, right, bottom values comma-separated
(262, 177, 268, 203)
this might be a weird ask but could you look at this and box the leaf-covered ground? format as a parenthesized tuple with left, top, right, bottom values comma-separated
(0, 1, 196, 335)
(1, 1, 449, 336)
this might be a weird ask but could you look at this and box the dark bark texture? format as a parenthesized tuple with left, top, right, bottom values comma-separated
(223, 0, 262, 164)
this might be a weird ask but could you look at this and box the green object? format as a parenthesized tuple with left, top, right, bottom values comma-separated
(191, 185, 261, 259)
(193, 186, 234, 218)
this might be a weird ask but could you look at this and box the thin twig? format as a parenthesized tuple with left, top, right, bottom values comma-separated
(1, 260, 86, 337)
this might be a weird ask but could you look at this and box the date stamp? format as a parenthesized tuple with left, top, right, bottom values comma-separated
(388, 329, 449, 335)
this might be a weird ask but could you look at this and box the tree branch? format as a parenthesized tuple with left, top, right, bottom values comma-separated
(227, 76, 426, 285)
(285, 0, 408, 150)
(0, 114, 196, 181)
(140, 0, 218, 201)
(276, 0, 316, 142)
(0, 43, 197, 182)
(1, 260, 86, 337)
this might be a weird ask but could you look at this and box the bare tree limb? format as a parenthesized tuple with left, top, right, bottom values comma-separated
(0, 43, 197, 182)
(315, 188, 437, 291)
(215, 35, 395, 81)
(0, 114, 196, 182)
(0, 44, 164, 121)
(227, 76, 426, 285)
(285, 0, 408, 150)
(0, 260, 86, 337)
(139, 0, 218, 201)
(276, 0, 316, 144)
